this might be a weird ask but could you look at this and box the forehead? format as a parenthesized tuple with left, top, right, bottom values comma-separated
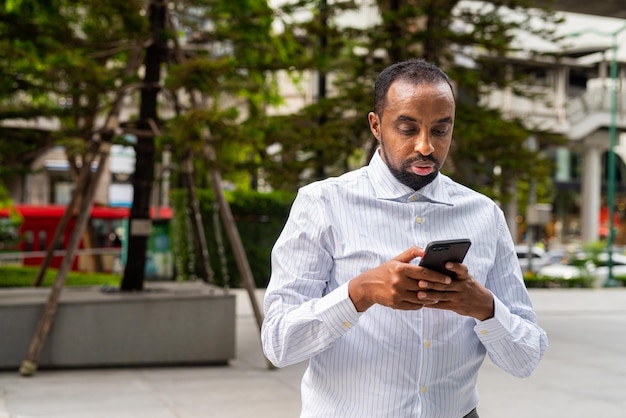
(385, 80, 455, 115)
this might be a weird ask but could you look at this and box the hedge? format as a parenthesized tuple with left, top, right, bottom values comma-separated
(170, 188, 296, 288)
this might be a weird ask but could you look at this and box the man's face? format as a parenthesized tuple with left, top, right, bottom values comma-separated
(368, 80, 455, 190)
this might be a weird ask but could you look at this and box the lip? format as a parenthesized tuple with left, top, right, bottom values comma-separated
(409, 162, 435, 176)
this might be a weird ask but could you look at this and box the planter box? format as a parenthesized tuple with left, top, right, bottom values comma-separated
(0, 282, 235, 370)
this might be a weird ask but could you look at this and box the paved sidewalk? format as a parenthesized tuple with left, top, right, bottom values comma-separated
(1, 288, 626, 417)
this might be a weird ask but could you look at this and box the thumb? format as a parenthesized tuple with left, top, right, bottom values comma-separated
(393, 246, 424, 264)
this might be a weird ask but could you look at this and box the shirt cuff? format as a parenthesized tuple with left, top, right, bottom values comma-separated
(312, 282, 361, 338)
(473, 295, 512, 343)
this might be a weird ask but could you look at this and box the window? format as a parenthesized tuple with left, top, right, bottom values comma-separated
(38, 230, 47, 251)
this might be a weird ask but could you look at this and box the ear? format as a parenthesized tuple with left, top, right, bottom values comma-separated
(368, 112, 381, 141)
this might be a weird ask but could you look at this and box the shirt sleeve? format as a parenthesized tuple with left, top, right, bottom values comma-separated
(474, 211, 549, 378)
(261, 191, 361, 368)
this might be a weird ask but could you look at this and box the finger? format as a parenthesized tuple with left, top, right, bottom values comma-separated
(392, 246, 424, 264)
(444, 262, 469, 279)
(416, 290, 446, 304)
(415, 268, 452, 284)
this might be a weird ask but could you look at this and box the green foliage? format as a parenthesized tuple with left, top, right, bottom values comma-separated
(451, 104, 564, 204)
(256, 0, 567, 201)
(524, 271, 594, 288)
(257, 0, 376, 185)
(0, 190, 20, 250)
(170, 188, 295, 288)
(223, 189, 296, 216)
(165, 57, 237, 94)
(0, 266, 119, 288)
(527, 242, 611, 288)
(0, 0, 147, 188)
(161, 0, 296, 189)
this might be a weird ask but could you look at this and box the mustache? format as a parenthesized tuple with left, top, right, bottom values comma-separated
(403, 154, 440, 166)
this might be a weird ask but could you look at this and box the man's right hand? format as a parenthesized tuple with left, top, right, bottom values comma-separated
(347, 246, 451, 312)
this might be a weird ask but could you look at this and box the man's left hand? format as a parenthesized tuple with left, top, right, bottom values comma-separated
(415, 262, 494, 320)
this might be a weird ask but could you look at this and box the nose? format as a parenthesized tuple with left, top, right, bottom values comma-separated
(413, 132, 434, 156)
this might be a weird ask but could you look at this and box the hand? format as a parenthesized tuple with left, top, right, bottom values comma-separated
(415, 262, 495, 320)
(348, 246, 451, 312)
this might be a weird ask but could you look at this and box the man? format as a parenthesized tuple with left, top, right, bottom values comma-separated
(262, 59, 548, 418)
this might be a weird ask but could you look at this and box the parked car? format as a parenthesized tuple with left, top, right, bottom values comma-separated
(515, 245, 548, 273)
(536, 252, 626, 287)
(544, 248, 569, 265)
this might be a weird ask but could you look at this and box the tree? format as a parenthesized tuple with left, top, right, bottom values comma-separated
(0, 0, 149, 276)
(120, 0, 166, 291)
(253, 0, 375, 190)
(1, 0, 295, 289)
(0, 0, 569, 288)
(121, 0, 298, 286)
(161, 0, 296, 184)
(0, 0, 147, 174)
(259, 0, 566, 205)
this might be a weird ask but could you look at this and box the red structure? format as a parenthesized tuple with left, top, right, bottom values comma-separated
(0, 204, 172, 273)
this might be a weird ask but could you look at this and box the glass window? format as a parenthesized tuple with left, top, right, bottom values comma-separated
(24, 230, 34, 252)
(38, 230, 47, 251)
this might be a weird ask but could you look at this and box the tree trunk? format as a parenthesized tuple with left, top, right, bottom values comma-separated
(182, 151, 214, 284)
(316, 0, 328, 180)
(120, 0, 166, 291)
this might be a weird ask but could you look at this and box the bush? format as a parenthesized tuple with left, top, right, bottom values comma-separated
(525, 260, 595, 289)
(170, 188, 295, 288)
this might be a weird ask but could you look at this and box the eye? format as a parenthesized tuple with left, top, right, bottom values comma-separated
(432, 126, 450, 137)
(397, 124, 417, 135)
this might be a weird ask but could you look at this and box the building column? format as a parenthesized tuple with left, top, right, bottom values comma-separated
(580, 144, 602, 242)
(555, 67, 568, 129)
(503, 184, 518, 242)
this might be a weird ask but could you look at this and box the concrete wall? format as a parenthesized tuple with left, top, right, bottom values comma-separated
(0, 283, 235, 370)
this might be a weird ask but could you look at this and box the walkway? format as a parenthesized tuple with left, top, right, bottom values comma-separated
(1, 288, 626, 417)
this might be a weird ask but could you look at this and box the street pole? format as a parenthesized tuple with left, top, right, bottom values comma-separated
(606, 24, 626, 283)
(570, 23, 626, 284)
(607, 30, 619, 284)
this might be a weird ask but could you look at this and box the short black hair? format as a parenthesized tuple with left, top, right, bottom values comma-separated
(373, 59, 453, 116)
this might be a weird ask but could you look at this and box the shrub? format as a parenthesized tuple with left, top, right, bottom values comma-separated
(170, 188, 295, 288)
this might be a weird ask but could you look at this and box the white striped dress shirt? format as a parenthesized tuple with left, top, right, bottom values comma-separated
(262, 150, 548, 418)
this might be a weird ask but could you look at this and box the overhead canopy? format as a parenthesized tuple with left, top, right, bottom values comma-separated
(537, 0, 626, 19)
(560, 46, 611, 59)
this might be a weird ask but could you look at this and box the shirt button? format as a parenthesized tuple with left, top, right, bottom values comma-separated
(343, 322, 352, 329)
(421, 385, 427, 394)
(409, 195, 417, 202)
(424, 340, 431, 348)
(480, 330, 488, 335)
(416, 216, 423, 224)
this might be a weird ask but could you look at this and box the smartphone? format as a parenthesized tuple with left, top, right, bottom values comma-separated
(419, 239, 472, 279)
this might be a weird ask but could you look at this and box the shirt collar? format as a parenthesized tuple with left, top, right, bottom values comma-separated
(368, 149, 454, 206)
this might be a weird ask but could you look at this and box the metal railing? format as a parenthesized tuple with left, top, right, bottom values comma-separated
(0, 248, 122, 265)
(566, 78, 625, 121)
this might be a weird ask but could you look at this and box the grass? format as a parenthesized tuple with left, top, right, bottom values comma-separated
(0, 266, 121, 288)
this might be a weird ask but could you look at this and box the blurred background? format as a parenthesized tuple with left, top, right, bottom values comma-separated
(1, 0, 625, 290)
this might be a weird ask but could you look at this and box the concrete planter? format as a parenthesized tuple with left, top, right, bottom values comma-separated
(0, 282, 235, 370)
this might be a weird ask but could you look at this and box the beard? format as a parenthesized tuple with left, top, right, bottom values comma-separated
(380, 138, 440, 191)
